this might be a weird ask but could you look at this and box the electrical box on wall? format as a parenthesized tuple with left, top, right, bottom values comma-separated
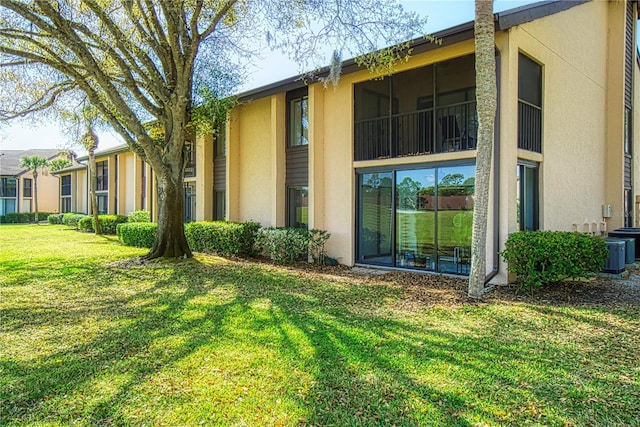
(602, 204, 613, 218)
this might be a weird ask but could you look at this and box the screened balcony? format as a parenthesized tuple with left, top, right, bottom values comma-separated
(354, 55, 478, 161)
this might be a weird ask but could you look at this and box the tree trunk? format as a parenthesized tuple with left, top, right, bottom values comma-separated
(88, 148, 101, 235)
(33, 170, 39, 223)
(469, 0, 496, 299)
(145, 168, 192, 259)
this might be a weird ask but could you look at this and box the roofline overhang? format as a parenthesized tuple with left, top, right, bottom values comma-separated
(76, 143, 130, 162)
(236, 0, 589, 103)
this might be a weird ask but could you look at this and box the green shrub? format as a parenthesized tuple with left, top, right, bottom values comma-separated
(48, 213, 64, 224)
(62, 213, 86, 228)
(185, 221, 261, 256)
(0, 215, 5, 224)
(117, 222, 157, 248)
(256, 227, 331, 264)
(500, 231, 609, 290)
(128, 210, 151, 223)
(78, 216, 94, 232)
(79, 214, 128, 234)
(4, 212, 54, 223)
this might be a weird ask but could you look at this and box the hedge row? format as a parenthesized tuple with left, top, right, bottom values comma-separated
(501, 231, 609, 289)
(1, 212, 54, 224)
(117, 221, 332, 264)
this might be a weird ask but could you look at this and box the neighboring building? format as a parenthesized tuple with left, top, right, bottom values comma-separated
(0, 148, 73, 216)
(57, 0, 639, 284)
(62, 145, 156, 217)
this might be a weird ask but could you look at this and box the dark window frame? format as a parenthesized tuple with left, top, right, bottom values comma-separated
(23, 178, 32, 198)
(184, 140, 196, 178)
(96, 160, 108, 191)
(286, 185, 309, 229)
(61, 175, 71, 197)
(517, 52, 543, 153)
(0, 177, 17, 198)
(287, 88, 309, 148)
(517, 161, 540, 231)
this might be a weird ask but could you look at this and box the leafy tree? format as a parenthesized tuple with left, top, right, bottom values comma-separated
(18, 155, 48, 222)
(469, 0, 496, 299)
(48, 158, 72, 172)
(0, 0, 424, 259)
(439, 173, 464, 187)
(396, 176, 421, 210)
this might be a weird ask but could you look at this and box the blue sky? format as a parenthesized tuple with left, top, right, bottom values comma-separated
(0, 0, 637, 153)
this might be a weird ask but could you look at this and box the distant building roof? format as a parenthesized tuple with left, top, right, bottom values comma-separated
(0, 149, 63, 176)
(76, 143, 130, 162)
(50, 163, 87, 175)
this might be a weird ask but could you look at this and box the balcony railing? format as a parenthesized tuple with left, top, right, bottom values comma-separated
(518, 100, 542, 153)
(355, 101, 477, 161)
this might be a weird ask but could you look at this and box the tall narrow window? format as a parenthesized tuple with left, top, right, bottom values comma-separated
(23, 178, 32, 198)
(517, 162, 539, 231)
(214, 190, 225, 221)
(286, 88, 309, 228)
(96, 194, 108, 214)
(288, 95, 308, 147)
(183, 182, 196, 223)
(358, 172, 393, 265)
(96, 161, 108, 191)
(287, 186, 308, 229)
(184, 141, 196, 178)
(518, 54, 543, 153)
(60, 175, 72, 213)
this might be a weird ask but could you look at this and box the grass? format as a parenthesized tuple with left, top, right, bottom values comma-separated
(1, 224, 639, 426)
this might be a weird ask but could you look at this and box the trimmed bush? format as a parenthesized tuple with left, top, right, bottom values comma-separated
(78, 216, 94, 232)
(117, 222, 157, 248)
(128, 210, 151, 223)
(62, 213, 87, 229)
(48, 213, 64, 224)
(4, 212, 54, 223)
(185, 221, 261, 256)
(79, 214, 128, 234)
(256, 227, 331, 264)
(500, 231, 609, 290)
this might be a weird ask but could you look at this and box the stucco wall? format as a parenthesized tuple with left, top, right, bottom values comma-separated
(234, 97, 274, 226)
(512, 0, 611, 233)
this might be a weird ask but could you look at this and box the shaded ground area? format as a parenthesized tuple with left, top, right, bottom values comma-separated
(249, 259, 640, 309)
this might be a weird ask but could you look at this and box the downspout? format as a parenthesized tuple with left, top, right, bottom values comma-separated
(484, 46, 502, 285)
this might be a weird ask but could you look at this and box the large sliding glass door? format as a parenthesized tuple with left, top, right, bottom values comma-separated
(357, 163, 475, 275)
(396, 169, 436, 270)
(358, 172, 393, 265)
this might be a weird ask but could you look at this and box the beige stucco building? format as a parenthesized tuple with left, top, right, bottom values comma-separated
(59, 0, 639, 284)
(0, 148, 74, 217)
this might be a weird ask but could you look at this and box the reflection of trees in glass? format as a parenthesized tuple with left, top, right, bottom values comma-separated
(438, 173, 475, 197)
(397, 176, 422, 210)
(453, 211, 474, 246)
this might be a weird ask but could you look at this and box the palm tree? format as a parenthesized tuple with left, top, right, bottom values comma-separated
(18, 155, 49, 223)
(469, 0, 497, 299)
(82, 123, 101, 235)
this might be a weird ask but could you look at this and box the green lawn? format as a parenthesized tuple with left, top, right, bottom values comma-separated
(1, 224, 639, 426)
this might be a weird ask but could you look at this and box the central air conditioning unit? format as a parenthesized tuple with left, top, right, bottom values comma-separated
(603, 238, 625, 274)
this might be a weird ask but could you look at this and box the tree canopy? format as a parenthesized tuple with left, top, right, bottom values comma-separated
(0, 0, 426, 258)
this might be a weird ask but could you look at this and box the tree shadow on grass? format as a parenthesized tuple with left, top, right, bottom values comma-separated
(2, 258, 639, 426)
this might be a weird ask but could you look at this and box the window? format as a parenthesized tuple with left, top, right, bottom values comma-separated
(357, 163, 475, 274)
(61, 175, 71, 196)
(96, 194, 108, 214)
(61, 197, 72, 213)
(354, 55, 477, 161)
(184, 141, 196, 178)
(215, 123, 226, 158)
(287, 186, 308, 229)
(0, 199, 16, 215)
(288, 94, 308, 147)
(518, 54, 543, 153)
(214, 190, 225, 221)
(517, 162, 539, 231)
(0, 177, 17, 198)
(23, 178, 32, 198)
(183, 182, 196, 223)
(96, 161, 108, 191)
